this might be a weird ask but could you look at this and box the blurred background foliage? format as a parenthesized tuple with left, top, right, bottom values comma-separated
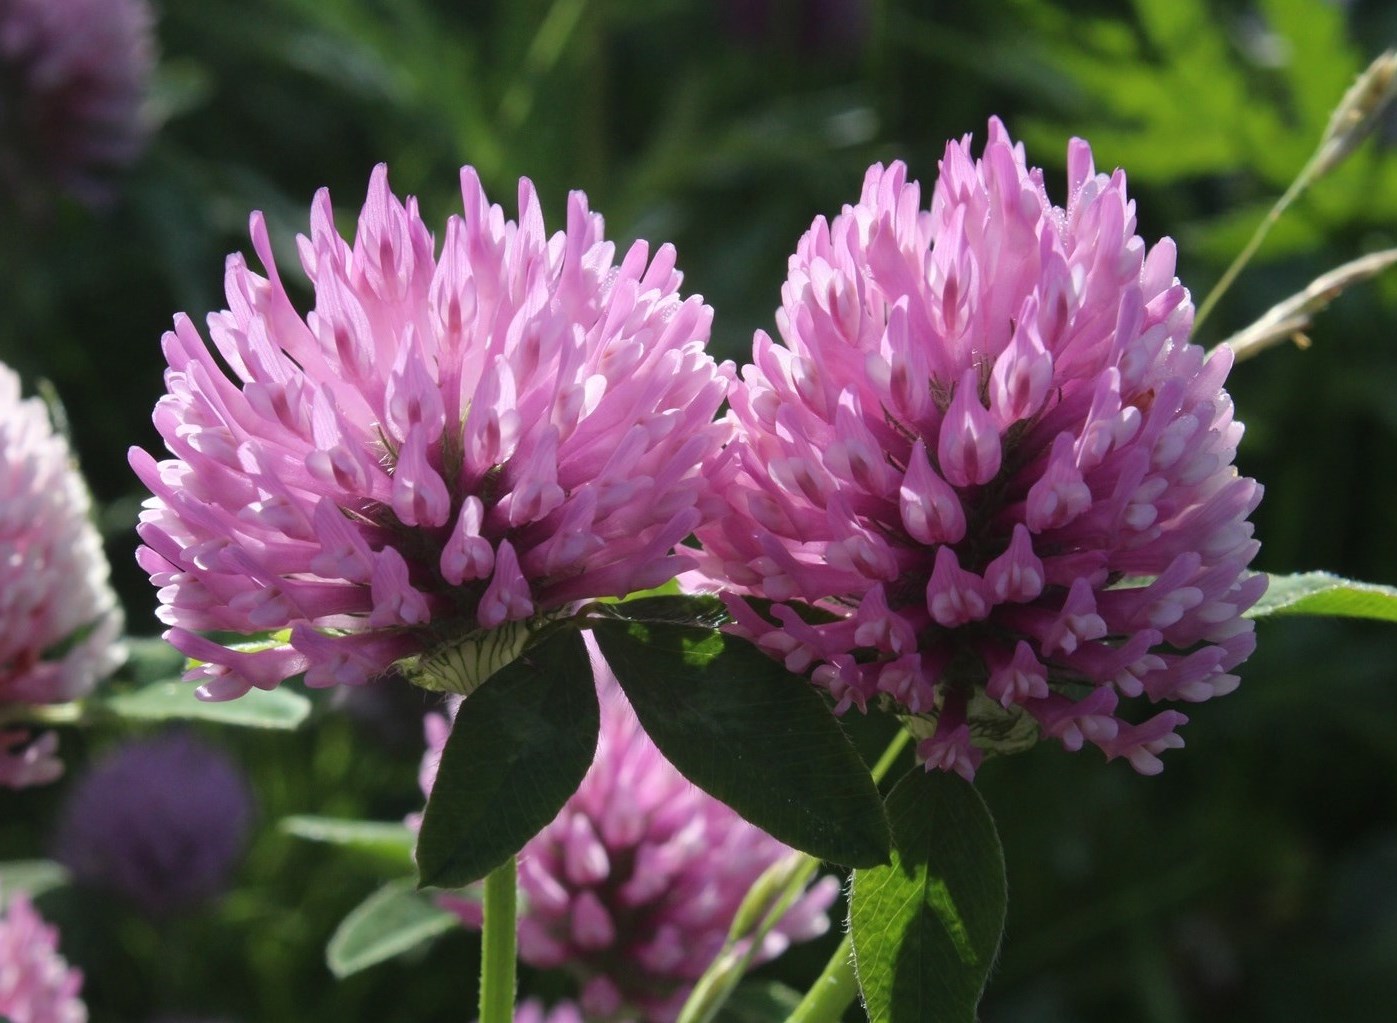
(2, 0, 1396, 1020)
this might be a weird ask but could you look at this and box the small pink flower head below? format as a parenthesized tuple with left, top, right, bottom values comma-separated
(691, 119, 1265, 778)
(0, 889, 88, 1023)
(0, 362, 124, 789)
(418, 639, 838, 1023)
(131, 166, 732, 700)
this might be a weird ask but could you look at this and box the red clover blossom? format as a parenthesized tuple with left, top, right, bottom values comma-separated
(0, 362, 123, 789)
(690, 119, 1265, 777)
(131, 167, 732, 700)
(417, 639, 838, 1023)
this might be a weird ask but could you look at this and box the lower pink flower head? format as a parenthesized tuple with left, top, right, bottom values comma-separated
(690, 119, 1264, 778)
(418, 639, 838, 1023)
(131, 166, 732, 700)
(0, 890, 87, 1023)
(0, 362, 124, 789)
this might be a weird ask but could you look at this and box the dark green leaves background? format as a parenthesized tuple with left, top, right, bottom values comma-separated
(3, 0, 1397, 1020)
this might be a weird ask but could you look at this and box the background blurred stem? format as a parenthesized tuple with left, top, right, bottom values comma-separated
(1214, 247, 1397, 363)
(788, 933, 858, 1023)
(498, 0, 590, 133)
(1194, 49, 1397, 332)
(1193, 166, 1312, 331)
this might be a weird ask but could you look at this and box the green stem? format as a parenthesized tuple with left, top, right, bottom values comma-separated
(478, 856, 518, 1023)
(498, 0, 590, 131)
(1193, 157, 1317, 332)
(788, 934, 859, 1023)
(870, 727, 911, 784)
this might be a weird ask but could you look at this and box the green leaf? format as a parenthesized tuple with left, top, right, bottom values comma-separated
(415, 627, 599, 889)
(597, 592, 730, 628)
(591, 620, 890, 869)
(104, 680, 311, 729)
(1247, 572, 1397, 623)
(118, 635, 187, 685)
(280, 816, 416, 863)
(850, 768, 1007, 1023)
(326, 878, 461, 978)
(0, 860, 69, 904)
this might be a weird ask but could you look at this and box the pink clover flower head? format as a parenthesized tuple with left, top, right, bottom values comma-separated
(418, 639, 838, 1023)
(690, 119, 1265, 778)
(0, 889, 87, 1023)
(131, 166, 732, 701)
(0, 362, 124, 789)
(0, 0, 155, 211)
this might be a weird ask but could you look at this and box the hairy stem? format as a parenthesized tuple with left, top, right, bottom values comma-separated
(478, 856, 518, 1023)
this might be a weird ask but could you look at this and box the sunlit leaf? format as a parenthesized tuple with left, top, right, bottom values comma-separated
(851, 768, 1007, 1023)
(1248, 571, 1397, 623)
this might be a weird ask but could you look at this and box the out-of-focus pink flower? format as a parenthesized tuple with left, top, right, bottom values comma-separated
(509, 1000, 585, 1023)
(0, 362, 124, 789)
(0, 890, 87, 1023)
(0, 0, 155, 210)
(690, 118, 1265, 778)
(418, 639, 838, 1023)
(131, 166, 732, 701)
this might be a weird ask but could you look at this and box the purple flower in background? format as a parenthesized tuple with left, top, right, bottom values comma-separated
(690, 119, 1265, 778)
(52, 731, 253, 916)
(0, 362, 124, 790)
(131, 166, 732, 702)
(418, 640, 838, 1023)
(0, 889, 87, 1023)
(0, 0, 155, 211)
(721, 0, 870, 57)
